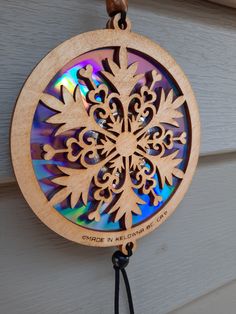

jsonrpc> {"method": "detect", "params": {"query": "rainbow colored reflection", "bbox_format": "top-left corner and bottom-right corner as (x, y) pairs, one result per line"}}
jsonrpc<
(31, 47), (190, 231)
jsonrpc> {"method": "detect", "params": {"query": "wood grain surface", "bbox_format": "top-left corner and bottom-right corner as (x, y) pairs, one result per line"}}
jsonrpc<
(1, 0), (236, 182)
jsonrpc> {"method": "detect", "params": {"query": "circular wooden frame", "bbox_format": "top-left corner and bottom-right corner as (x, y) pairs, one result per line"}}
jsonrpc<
(11, 28), (200, 249)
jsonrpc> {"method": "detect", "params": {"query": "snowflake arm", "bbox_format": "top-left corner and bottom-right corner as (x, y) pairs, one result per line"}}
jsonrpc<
(137, 148), (184, 189)
(42, 85), (90, 136)
(157, 89), (185, 127)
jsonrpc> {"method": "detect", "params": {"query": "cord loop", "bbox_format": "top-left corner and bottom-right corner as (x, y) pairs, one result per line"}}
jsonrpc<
(107, 12), (131, 31)
(118, 11), (127, 30)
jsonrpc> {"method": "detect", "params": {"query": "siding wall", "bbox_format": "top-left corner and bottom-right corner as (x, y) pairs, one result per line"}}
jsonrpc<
(0, 1), (236, 313)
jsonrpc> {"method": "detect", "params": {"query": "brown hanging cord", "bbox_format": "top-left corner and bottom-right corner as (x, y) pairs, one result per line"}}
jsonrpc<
(106, 0), (128, 17)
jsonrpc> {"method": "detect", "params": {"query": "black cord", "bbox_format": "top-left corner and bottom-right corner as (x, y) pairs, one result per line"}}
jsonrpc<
(118, 11), (127, 29)
(112, 244), (135, 314)
(114, 267), (120, 314)
(121, 268), (134, 314)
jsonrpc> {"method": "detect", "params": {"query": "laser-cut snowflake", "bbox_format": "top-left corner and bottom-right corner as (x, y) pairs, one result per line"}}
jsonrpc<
(42, 47), (186, 229)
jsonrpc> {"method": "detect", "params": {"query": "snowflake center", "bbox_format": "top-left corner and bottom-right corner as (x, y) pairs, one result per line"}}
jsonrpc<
(116, 132), (137, 157)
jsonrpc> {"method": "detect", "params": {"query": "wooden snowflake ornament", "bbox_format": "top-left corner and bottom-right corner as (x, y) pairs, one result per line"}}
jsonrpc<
(11, 13), (200, 252)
